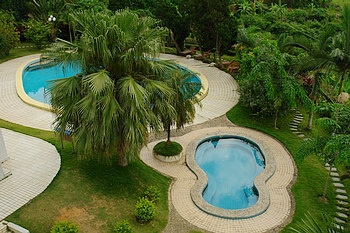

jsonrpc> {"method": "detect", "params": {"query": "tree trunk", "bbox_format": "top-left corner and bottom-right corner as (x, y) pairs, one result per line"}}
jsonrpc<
(171, 31), (182, 54)
(166, 124), (171, 145)
(117, 143), (128, 167)
(274, 110), (279, 129)
(322, 162), (333, 199)
(307, 111), (313, 130)
(338, 71), (346, 95)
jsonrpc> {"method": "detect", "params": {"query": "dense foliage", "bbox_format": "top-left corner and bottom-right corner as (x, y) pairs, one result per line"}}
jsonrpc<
(0, 10), (20, 57)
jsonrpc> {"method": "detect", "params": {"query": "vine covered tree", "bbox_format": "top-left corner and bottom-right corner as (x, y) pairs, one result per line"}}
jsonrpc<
(47, 9), (197, 166)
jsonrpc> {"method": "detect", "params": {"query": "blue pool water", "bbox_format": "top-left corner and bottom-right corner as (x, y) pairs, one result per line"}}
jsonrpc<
(22, 62), (81, 103)
(22, 61), (201, 104)
(195, 136), (265, 210)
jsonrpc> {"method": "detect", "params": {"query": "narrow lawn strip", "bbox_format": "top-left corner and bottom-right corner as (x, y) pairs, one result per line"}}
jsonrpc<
(0, 119), (170, 233)
(226, 102), (337, 232)
(0, 43), (42, 63)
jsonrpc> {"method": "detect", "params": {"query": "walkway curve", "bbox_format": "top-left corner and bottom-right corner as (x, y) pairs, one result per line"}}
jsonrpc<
(0, 54), (239, 130)
(0, 54), (55, 131)
(140, 126), (296, 233)
(0, 128), (60, 220)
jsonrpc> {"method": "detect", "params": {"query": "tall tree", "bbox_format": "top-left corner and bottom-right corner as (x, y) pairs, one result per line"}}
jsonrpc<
(151, 0), (191, 53)
(47, 10), (194, 166)
(237, 31), (312, 128)
(189, 0), (237, 65)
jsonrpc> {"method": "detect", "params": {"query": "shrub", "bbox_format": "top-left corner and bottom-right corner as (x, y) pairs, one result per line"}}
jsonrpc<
(0, 34), (10, 58)
(114, 220), (133, 233)
(50, 221), (79, 233)
(24, 19), (50, 49)
(135, 197), (156, 223)
(143, 185), (160, 203)
(153, 141), (182, 157)
(0, 10), (20, 56)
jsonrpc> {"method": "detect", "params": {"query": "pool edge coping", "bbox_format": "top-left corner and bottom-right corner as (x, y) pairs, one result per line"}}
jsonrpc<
(15, 58), (52, 111)
(186, 130), (276, 219)
(16, 57), (209, 112)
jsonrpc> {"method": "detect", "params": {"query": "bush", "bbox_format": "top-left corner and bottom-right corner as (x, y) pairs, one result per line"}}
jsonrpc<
(0, 34), (10, 58)
(153, 141), (183, 157)
(24, 19), (50, 49)
(143, 185), (160, 203)
(135, 197), (156, 223)
(0, 10), (20, 56)
(114, 220), (133, 233)
(50, 221), (79, 233)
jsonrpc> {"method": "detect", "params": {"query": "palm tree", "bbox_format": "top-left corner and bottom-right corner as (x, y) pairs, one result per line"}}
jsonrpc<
(288, 212), (345, 233)
(281, 5), (350, 130)
(47, 9), (193, 166)
(297, 104), (350, 200)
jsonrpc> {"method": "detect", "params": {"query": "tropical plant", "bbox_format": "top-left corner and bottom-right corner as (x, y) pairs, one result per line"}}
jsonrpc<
(288, 212), (344, 233)
(114, 220), (133, 233)
(24, 19), (51, 49)
(50, 221), (79, 233)
(297, 104), (350, 200)
(47, 9), (195, 166)
(143, 185), (161, 203)
(0, 10), (20, 56)
(237, 32), (312, 128)
(135, 197), (156, 223)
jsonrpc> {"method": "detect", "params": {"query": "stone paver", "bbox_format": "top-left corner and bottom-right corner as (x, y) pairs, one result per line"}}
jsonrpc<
(0, 128), (60, 220)
(336, 189), (347, 194)
(141, 127), (295, 233)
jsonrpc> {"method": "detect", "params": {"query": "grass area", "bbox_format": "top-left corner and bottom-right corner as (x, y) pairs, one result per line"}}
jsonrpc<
(226, 102), (337, 232)
(332, 0), (348, 7)
(0, 119), (170, 233)
(0, 43), (42, 63)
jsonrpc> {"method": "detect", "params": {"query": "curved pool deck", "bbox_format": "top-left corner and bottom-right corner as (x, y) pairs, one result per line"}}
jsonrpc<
(0, 54), (239, 131)
(140, 127), (296, 233)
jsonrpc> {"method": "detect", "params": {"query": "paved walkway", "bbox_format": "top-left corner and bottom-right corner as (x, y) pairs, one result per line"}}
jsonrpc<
(0, 128), (60, 220)
(0, 54), (239, 130)
(0, 54), (296, 232)
(141, 127), (296, 233)
(0, 54), (55, 131)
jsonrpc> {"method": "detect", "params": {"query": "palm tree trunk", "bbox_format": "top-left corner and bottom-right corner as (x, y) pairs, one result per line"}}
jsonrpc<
(307, 111), (314, 130)
(338, 71), (346, 95)
(322, 163), (333, 199)
(166, 124), (171, 145)
(307, 75), (317, 130)
(117, 143), (128, 167)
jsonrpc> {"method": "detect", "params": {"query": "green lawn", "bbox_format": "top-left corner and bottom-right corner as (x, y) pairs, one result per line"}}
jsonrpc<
(226, 103), (339, 232)
(0, 43), (42, 64)
(0, 119), (170, 233)
(333, 0), (348, 7)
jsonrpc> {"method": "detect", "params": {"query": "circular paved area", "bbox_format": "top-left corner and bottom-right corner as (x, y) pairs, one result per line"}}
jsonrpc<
(141, 126), (296, 233)
(0, 128), (60, 220)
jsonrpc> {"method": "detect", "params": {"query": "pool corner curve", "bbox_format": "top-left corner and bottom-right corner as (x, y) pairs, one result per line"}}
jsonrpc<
(15, 58), (52, 112)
